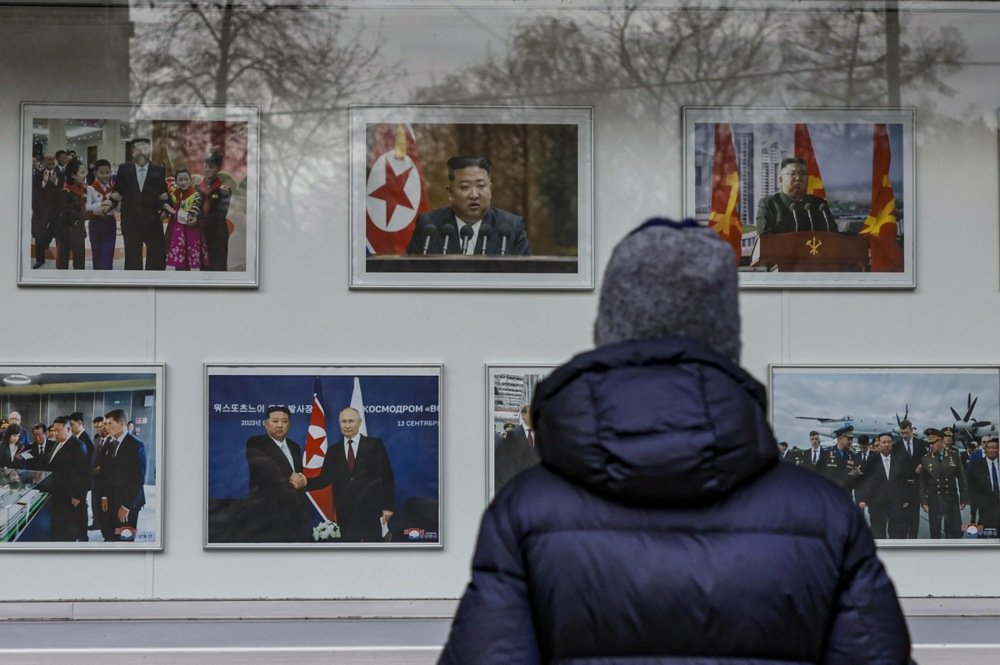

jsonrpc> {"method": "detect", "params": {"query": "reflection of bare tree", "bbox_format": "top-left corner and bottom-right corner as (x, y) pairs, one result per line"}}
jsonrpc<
(130, 1), (398, 224)
(779, 6), (965, 106)
(415, 3), (965, 116)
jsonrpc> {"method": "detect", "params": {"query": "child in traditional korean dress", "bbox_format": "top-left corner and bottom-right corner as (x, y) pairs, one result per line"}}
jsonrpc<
(164, 168), (208, 270)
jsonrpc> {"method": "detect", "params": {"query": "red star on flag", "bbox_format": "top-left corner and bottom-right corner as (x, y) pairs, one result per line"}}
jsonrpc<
(370, 160), (415, 225)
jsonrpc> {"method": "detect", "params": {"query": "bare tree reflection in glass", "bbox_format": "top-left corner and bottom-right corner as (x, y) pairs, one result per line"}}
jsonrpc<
(129, 1), (399, 230)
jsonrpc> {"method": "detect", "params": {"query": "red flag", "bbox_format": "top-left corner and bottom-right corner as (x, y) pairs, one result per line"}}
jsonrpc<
(365, 124), (429, 254)
(302, 378), (335, 523)
(708, 123), (742, 264)
(859, 124), (903, 272)
(794, 124), (827, 200)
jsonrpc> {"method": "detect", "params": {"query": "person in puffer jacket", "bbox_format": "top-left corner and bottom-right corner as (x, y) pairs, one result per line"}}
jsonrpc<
(438, 218), (914, 665)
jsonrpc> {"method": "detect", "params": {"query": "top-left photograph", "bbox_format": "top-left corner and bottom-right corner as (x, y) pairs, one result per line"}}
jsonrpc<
(19, 103), (259, 287)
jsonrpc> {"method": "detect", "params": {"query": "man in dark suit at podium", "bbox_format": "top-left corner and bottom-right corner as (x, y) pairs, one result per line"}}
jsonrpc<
(756, 158), (838, 235)
(109, 138), (169, 270)
(405, 156), (530, 256)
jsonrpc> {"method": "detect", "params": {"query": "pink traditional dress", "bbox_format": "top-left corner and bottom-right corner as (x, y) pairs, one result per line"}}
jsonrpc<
(165, 184), (208, 270)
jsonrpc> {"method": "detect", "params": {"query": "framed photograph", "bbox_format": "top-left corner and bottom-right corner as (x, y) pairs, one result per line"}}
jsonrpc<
(683, 107), (915, 288)
(19, 102), (259, 287)
(350, 105), (594, 289)
(487, 364), (555, 500)
(769, 365), (1000, 545)
(0, 364), (164, 550)
(205, 364), (441, 548)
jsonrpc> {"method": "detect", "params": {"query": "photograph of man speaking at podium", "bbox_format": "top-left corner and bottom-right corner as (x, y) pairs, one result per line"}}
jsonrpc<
(350, 106), (593, 290)
(205, 365), (441, 548)
(683, 107), (914, 288)
(0, 364), (163, 550)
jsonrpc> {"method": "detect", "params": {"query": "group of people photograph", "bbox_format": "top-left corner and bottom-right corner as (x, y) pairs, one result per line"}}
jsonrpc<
(781, 420), (1000, 539)
(0, 409), (146, 543)
(30, 143), (233, 273)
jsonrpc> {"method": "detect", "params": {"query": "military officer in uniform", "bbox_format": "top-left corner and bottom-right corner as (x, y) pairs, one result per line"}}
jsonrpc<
(821, 425), (862, 499)
(919, 427), (968, 539)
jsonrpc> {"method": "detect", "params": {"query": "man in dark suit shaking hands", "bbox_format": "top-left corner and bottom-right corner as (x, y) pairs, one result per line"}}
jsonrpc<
(293, 407), (395, 542)
(109, 137), (169, 270)
(245, 405), (311, 542)
(405, 156), (530, 257)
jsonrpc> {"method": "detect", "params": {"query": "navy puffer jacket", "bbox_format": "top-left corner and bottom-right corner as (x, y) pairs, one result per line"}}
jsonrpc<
(440, 337), (912, 664)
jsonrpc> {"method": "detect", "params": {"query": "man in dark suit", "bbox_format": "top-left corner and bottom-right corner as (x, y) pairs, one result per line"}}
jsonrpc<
(495, 404), (539, 494)
(967, 437), (1000, 531)
(43, 416), (90, 541)
(857, 433), (909, 539)
(68, 412), (94, 462)
(800, 430), (824, 472)
(109, 137), (169, 270)
(26, 423), (52, 471)
(99, 409), (146, 541)
(31, 153), (63, 268)
(294, 407), (394, 542)
(405, 156), (530, 256)
(893, 419), (927, 538)
(244, 405), (311, 542)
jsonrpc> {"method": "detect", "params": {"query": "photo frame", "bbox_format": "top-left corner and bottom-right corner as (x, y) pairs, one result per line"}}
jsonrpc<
(769, 364), (1000, 545)
(0, 363), (164, 550)
(683, 107), (915, 288)
(19, 102), (260, 287)
(486, 364), (555, 500)
(350, 105), (594, 289)
(205, 364), (442, 548)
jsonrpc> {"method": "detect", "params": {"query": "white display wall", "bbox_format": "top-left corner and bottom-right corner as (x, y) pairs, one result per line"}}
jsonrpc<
(1, 0), (999, 602)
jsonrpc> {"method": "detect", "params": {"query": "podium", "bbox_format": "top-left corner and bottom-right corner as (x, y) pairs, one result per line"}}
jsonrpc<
(754, 231), (869, 272)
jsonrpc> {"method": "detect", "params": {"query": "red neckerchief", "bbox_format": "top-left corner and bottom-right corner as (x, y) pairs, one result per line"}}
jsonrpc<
(63, 181), (86, 211)
(90, 178), (113, 200)
(198, 177), (223, 214)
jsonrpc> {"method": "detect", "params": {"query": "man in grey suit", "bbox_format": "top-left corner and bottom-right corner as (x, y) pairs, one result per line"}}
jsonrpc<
(406, 156), (530, 256)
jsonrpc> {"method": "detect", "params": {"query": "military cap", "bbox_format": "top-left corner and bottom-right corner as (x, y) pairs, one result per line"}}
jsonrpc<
(833, 425), (854, 438)
(924, 427), (942, 441)
(941, 427), (955, 437)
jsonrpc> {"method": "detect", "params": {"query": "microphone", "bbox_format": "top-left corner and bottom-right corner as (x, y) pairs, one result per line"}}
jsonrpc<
(420, 226), (439, 255)
(497, 224), (512, 256)
(476, 225), (495, 255)
(440, 223), (458, 255)
(803, 201), (816, 229)
(459, 225), (475, 254)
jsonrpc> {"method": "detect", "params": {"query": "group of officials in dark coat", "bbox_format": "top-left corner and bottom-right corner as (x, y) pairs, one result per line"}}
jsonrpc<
(787, 419), (1000, 539)
(0, 410), (146, 542)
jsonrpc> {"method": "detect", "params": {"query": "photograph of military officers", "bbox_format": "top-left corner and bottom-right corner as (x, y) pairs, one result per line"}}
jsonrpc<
(770, 366), (1000, 541)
